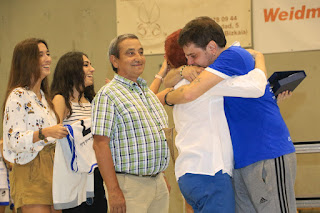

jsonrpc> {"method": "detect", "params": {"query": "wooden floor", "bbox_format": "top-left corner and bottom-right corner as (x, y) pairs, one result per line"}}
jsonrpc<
(297, 208), (320, 213)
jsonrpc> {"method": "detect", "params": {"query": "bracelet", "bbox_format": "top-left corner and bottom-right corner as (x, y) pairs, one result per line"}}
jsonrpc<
(155, 74), (163, 81)
(180, 65), (187, 78)
(164, 89), (174, 106)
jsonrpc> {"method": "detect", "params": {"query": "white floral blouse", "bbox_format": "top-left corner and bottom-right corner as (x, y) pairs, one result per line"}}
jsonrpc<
(3, 87), (57, 164)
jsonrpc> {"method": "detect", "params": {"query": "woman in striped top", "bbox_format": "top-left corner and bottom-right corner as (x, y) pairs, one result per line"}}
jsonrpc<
(51, 52), (107, 213)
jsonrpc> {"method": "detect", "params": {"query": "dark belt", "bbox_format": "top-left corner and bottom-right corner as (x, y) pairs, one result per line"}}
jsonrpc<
(116, 171), (159, 177)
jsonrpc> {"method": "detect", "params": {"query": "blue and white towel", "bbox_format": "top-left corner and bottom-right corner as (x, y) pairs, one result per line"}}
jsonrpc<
(53, 118), (97, 210)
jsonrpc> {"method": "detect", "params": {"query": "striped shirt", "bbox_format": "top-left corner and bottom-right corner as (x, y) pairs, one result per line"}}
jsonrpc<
(91, 74), (169, 175)
(63, 102), (91, 125)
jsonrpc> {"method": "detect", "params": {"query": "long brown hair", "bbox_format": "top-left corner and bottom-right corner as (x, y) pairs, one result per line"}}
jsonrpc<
(2, 38), (58, 122)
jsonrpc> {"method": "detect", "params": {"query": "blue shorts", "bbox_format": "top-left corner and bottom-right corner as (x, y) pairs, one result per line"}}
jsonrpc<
(178, 170), (235, 213)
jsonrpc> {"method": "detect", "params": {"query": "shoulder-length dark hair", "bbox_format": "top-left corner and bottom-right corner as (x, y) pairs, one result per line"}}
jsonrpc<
(178, 16), (226, 49)
(2, 38), (56, 121)
(50, 51), (95, 118)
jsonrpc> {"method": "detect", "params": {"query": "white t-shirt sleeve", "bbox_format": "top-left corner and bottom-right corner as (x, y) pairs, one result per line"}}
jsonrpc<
(205, 68), (267, 98)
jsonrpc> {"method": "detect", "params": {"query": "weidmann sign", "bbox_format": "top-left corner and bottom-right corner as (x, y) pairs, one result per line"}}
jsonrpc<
(253, 1), (320, 53)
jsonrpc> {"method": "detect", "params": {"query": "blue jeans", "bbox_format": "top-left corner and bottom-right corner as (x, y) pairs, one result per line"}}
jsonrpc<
(178, 171), (235, 213)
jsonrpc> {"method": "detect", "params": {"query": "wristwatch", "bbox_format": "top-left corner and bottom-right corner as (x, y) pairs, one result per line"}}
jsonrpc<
(38, 128), (46, 140)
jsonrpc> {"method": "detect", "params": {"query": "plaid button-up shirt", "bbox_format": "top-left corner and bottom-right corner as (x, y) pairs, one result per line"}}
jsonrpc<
(92, 74), (170, 175)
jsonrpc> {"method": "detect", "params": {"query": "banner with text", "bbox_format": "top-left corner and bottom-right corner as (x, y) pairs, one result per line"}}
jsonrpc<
(253, 0), (320, 53)
(116, 0), (251, 55)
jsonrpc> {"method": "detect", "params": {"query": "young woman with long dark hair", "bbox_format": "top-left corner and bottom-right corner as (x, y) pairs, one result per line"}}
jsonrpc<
(51, 51), (107, 213)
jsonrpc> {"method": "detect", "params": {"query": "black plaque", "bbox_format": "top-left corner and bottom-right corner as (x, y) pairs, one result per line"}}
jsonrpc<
(268, 70), (306, 96)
